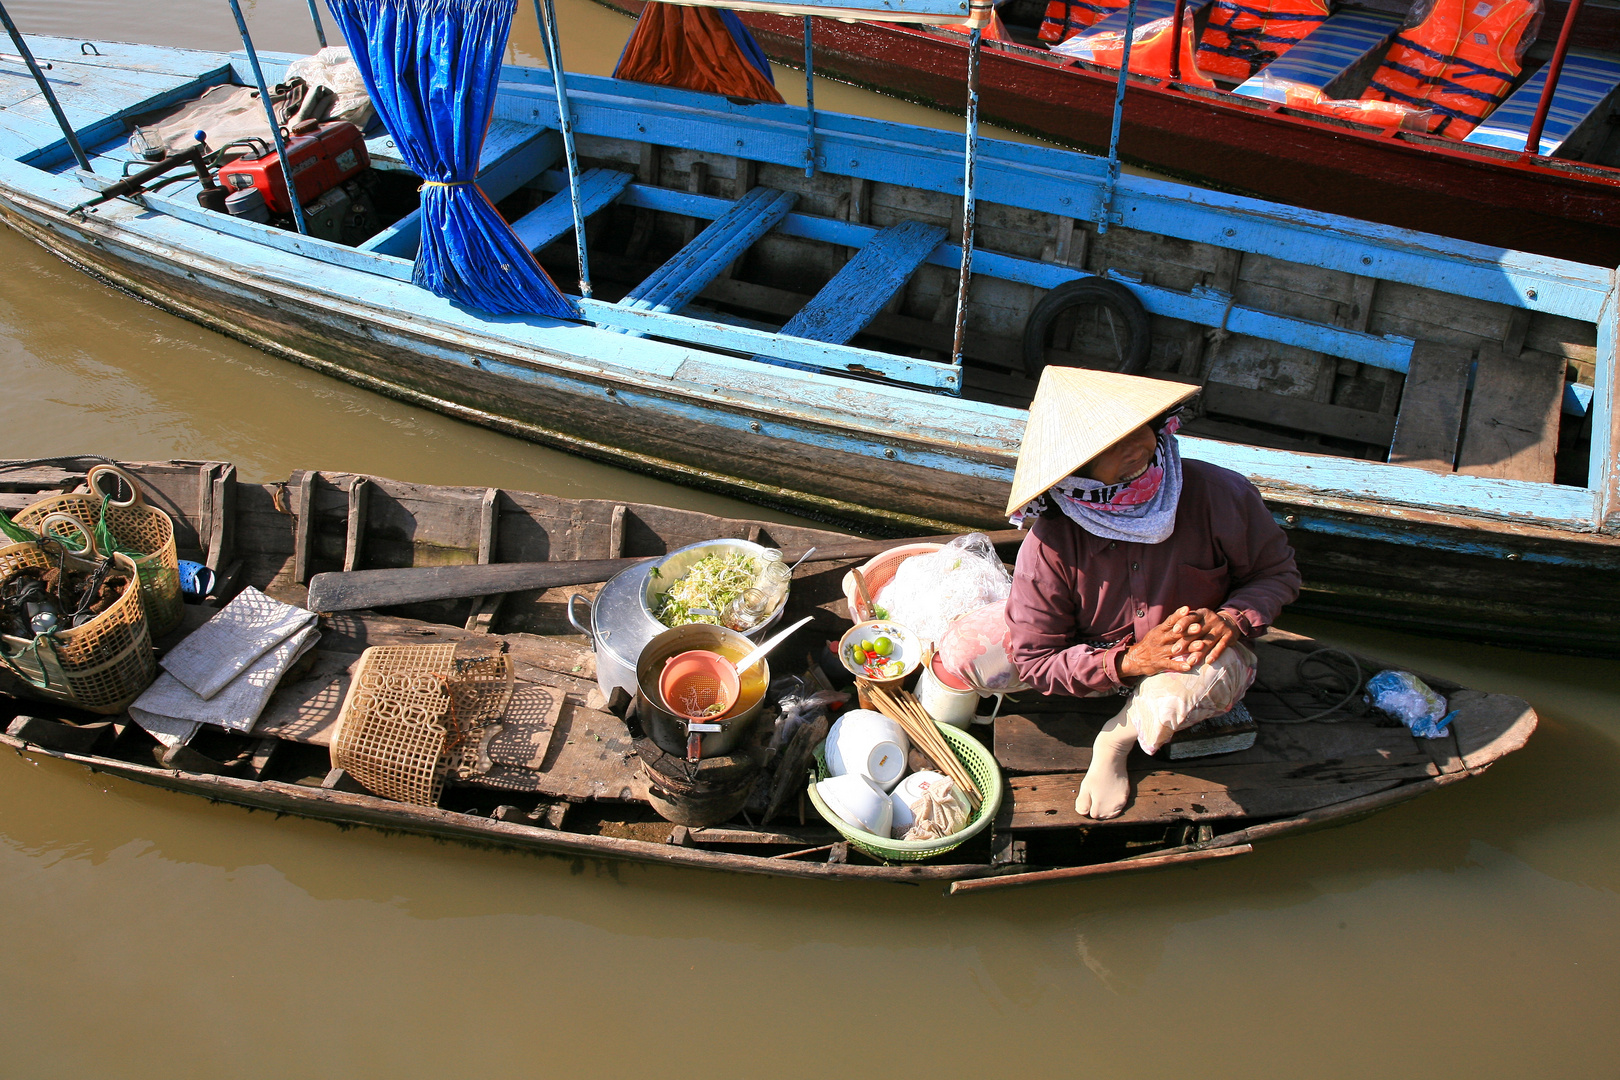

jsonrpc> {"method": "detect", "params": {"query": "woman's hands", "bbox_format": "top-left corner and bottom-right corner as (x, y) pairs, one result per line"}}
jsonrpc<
(1119, 606), (1240, 679)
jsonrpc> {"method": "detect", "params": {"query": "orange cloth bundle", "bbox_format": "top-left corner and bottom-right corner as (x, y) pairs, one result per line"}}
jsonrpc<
(946, 8), (1014, 41)
(1051, 14), (1215, 87)
(1270, 78), (1434, 129)
(613, 2), (786, 104)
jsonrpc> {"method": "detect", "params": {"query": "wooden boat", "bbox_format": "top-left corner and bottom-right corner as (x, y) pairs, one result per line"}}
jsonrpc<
(600, 0), (1620, 266)
(0, 459), (1539, 891)
(0, 32), (1617, 652)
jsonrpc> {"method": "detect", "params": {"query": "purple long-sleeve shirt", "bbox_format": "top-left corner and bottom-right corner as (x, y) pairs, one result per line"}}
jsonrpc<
(1006, 459), (1301, 696)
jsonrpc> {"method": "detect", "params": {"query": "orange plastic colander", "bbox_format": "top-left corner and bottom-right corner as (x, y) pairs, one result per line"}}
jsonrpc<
(657, 615), (813, 721)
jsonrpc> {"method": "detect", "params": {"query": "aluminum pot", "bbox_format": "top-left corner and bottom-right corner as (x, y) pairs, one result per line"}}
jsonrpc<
(568, 560), (663, 701)
(636, 622), (769, 759)
(570, 541), (787, 702)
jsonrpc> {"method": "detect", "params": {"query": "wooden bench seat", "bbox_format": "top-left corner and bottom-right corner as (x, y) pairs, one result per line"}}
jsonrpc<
(1389, 342), (1564, 482)
(750, 219), (946, 367)
(617, 185), (798, 328)
(1234, 8), (1402, 99)
(510, 168), (633, 255)
(1464, 48), (1620, 156)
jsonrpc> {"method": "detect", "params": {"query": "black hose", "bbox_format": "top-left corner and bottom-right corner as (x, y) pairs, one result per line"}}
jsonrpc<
(1253, 647), (1364, 724)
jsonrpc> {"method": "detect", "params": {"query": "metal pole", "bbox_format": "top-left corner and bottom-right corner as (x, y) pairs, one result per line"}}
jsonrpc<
(534, 0), (592, 296)
(0, 1), (91, 172)
(225, 0), (310, 235)
(950, 25), (982, 377)
(306, 0), (328, 48)
(1097, 0), (1138, 235)
(803, 16), (816, 177)
(1168, 0), (1186, 80)
(1523, 0), (1584, 154)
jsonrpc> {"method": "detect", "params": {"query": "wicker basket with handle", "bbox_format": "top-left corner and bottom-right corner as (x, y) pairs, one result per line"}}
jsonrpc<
(14, 463), (184, 638)
(0, 527), (156, 714)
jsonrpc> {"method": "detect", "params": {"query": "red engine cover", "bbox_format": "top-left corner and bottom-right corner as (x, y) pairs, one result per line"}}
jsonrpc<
(216, 121), (369, 216)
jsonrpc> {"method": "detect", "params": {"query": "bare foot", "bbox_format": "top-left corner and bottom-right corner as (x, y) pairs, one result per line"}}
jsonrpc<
(1075, 714), (1138, 820)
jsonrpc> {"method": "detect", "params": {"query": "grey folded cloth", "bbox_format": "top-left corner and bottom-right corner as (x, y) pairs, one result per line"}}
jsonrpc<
(159, 586), (317, 699)
(131, 625), (321, 747)
(129, 588), (320, 748)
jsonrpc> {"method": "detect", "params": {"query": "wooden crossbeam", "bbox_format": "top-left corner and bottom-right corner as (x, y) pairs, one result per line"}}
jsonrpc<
(753, 220), (947, 363)
(621, 186), (798, 318)
(510, 168), (633, 255)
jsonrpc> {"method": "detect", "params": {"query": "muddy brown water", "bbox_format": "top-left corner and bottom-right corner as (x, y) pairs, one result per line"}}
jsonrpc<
(2, 2), (1618, 1076)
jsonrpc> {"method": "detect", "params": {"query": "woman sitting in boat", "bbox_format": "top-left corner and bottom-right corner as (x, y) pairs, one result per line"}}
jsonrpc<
(1003, 368), (1301, 820)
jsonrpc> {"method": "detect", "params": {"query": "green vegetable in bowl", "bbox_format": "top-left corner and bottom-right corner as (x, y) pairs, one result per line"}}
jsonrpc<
(653, 551), (762, 628)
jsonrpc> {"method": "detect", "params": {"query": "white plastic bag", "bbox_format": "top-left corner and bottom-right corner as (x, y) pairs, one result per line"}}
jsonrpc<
(899, 777), (971, 841)
(286, 47), (376, 131)
(875, 533), (1012, 646)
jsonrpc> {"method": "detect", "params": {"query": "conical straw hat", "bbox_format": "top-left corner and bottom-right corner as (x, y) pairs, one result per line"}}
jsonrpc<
(1005, 368), (1200, 516)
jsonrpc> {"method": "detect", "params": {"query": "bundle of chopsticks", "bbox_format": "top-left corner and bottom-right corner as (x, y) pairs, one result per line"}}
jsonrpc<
(864, 681), (983, 809)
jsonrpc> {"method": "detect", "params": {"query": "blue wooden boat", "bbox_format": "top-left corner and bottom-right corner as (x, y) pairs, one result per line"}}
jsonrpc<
(0, 4), (1615, 653)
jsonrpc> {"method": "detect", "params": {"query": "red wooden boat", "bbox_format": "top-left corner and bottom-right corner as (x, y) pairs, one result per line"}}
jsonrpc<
(599, 0), (1620, 266)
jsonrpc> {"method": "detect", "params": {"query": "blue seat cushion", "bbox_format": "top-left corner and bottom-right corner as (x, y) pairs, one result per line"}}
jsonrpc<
(1463, 48), (1620, 155)
(1233, 7), (1402, 99)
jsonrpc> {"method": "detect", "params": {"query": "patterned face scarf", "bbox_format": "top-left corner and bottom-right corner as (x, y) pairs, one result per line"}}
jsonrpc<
(1011, 415), (1184, 544)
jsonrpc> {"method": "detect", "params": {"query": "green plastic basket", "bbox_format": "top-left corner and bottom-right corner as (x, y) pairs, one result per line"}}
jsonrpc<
(808, 721), (1003, 862)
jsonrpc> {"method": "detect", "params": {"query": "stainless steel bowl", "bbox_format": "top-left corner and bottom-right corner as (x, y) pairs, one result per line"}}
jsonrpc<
(639, 538), (786, 634)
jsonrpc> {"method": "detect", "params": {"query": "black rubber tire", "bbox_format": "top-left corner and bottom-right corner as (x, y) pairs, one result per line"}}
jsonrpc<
(1021, 277), (1152, 381)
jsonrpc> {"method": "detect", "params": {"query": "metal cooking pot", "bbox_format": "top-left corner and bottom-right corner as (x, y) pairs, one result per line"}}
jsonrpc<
(635, 622), (769, 759)
(569, 540), (788, 701)
(568, 560), (663, 701)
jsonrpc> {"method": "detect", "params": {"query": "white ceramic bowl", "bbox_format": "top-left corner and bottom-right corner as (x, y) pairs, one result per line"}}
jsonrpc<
(815, 773), (894, 837)
(889, 770), (955, 838)
(825, 709), (910, 791)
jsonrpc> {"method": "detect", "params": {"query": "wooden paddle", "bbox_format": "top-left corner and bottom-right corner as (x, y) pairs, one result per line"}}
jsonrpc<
(304, 529), (1025, 613)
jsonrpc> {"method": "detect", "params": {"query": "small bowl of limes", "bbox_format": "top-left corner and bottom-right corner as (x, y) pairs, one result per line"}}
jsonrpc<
(838, 619), (922, 684)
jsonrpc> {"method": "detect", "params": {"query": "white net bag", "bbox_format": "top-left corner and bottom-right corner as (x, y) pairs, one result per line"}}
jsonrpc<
(874, 533), (1012, 646)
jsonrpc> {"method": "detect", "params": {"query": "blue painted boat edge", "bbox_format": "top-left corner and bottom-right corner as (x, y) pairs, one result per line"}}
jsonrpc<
(1595, 278), (1620, 532)
(508, 69), (1613, 320)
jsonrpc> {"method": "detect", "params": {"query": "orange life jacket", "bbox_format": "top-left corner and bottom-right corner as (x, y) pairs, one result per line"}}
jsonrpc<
(948, 8), (1014, 41)
(1195, 0), (1331, 81)
(1278, 81), (1434, 129)
(1064, 15), (1216, 87)
(1040, 0), (1129, 42)
(1362, 0), (1539, 137)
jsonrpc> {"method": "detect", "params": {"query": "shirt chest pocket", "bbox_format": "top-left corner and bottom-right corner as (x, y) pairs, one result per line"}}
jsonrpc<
(1178, 558), (1231, 610)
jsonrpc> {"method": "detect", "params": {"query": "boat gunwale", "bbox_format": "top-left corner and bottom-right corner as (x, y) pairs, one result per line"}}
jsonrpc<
(0, 159), (1611, 539)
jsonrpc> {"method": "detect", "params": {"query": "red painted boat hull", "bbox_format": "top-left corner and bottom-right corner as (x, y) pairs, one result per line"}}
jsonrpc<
(601, 0), (1620, 266)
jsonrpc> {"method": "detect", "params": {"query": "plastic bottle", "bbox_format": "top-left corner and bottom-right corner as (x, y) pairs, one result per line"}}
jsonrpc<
(754, 548), (792, 612)
(722, 588), (772, 632)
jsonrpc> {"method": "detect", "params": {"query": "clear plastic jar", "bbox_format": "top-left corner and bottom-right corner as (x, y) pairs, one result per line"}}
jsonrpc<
(755, 549), (792, 611)
(722, 588), (773, 632)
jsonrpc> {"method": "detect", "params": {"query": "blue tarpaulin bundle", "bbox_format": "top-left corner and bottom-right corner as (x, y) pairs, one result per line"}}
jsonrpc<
(327, 0), (578, 319)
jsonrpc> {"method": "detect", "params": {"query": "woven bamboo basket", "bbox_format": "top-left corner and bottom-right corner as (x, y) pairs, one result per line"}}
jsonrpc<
(331, 644), (514, 805)
(14, 464), (183, 638)
(0, 541), (155, 714)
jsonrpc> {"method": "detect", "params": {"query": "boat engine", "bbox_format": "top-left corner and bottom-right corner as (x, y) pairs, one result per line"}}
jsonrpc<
(215, 120), (380, 245)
